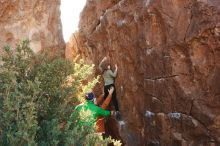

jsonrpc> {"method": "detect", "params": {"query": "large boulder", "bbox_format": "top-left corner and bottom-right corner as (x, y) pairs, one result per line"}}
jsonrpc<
(67, 0), (220, 145)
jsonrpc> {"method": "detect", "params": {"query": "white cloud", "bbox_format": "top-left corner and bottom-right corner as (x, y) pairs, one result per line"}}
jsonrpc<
(60, 0), (87, 42)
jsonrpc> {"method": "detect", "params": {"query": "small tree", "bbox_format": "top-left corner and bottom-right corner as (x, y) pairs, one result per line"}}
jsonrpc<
(0, 40), (121, 146)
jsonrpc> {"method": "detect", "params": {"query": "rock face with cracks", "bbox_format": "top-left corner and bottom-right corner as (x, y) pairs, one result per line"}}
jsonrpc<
(67, 0), (220, 145)
(0, 0), (65, 52)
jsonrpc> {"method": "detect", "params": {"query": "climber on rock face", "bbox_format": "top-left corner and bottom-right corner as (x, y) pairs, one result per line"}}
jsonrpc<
(99, 56), (121, 120)
(75, 87), (115, 133)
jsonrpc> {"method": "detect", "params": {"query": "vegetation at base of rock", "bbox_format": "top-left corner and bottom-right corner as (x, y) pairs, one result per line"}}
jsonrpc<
(0, 40), (121, 146)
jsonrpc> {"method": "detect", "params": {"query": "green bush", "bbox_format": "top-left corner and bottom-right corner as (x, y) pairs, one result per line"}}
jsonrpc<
(0, 40), (121, 146)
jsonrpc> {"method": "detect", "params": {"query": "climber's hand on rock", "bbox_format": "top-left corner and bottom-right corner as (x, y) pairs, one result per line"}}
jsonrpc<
(108, 87), (114, 95)
(115, 64), (118, 69)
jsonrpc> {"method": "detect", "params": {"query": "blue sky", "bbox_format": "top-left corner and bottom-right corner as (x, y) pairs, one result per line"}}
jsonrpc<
(60, 0), (87, 42)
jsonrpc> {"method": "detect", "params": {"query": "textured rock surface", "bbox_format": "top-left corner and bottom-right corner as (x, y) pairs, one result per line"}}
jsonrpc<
(0, 0), (65, 52)
(67, 0), (220, 145)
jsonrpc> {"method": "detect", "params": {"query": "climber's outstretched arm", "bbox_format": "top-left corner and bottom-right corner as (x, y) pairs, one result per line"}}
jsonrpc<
(99, 57), (107, 72)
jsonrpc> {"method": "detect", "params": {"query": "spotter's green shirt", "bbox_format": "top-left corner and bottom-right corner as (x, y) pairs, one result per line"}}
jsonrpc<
(75, 101), (111, 126)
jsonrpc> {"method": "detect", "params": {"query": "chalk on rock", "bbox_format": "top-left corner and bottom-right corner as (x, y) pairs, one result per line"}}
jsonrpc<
(118, 120), (126, 129)
(168, 112), (181, 119)
(145, 110), (155, 118)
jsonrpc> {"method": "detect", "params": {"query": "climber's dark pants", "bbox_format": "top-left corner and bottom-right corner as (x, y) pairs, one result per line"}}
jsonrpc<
(104, 84), (119, 111)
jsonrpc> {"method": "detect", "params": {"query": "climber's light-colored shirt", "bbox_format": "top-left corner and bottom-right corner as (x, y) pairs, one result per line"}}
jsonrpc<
(99, 62), (117, 85)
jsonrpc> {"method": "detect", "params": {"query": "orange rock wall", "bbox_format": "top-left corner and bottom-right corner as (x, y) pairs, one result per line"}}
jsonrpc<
(0, 0), (65, 52)
(68, 0), (220, 145)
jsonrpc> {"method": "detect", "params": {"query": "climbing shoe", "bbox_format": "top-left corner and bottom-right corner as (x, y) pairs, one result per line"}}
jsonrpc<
(115, 111), (121, 121)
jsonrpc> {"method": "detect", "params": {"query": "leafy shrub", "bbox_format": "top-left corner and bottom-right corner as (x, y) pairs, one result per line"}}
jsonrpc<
(0, 40), (121, 146)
